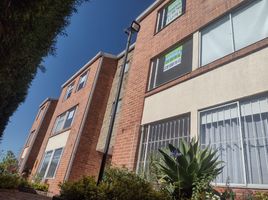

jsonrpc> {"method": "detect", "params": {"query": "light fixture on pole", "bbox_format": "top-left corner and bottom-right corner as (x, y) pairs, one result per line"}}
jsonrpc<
(97, 20), (140, 185)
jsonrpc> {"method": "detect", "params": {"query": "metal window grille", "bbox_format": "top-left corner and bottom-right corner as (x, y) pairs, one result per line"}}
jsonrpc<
(137, 113), (190, 175)
(200, 94), (268, 187)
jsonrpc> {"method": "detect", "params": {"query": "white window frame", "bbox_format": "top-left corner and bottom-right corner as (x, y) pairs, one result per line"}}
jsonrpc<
(36, 106), (45, 121)
(64, 82), (75, 100)
(26, 130), (36, 147)
(200, 0), (268, 67)
(156, 0), (185, 33)
(76, 71), (89, 91)
(199, 96), (268, 189)
(38, 147), (64, 180)
(52, 106), (77, 134)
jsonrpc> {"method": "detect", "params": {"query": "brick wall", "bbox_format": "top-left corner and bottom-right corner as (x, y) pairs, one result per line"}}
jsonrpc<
(30, 55), (118, 194)
(112, 0), (244, 170)
(19, 99), (58, 174)
(68, 57), (117, 181)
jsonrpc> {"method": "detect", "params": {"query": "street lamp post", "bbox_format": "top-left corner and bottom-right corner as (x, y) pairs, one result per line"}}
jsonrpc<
(97, 21), (140, 185)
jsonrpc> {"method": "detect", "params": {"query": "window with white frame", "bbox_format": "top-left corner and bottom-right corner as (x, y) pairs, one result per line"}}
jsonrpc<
(64, 82), (74, 100)
(26, 130), (35, 147)
(201, 0), (268, 66)
(156, 0), (185, 32)
(38, 148), (63, 179)
(52, 106), (76, 134)
(200, 94), (268, 186)
(77, 71), (88, 91)
(137, 113), (190, 174)
(148, 38), (192, 90)
(36, 106), (45, 121)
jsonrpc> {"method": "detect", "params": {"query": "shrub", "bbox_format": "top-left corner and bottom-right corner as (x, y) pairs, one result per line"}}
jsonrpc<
(102, 167), (170, 200)
(59, 176), (106, 200)
(155, 139), (223, 199)
(59, 168), (170, 200)
(31, 182), (49, 192)
(0, 173), (20, 189)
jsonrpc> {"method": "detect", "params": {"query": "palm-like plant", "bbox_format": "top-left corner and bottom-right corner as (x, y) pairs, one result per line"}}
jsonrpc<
(156, 138), (223, 199)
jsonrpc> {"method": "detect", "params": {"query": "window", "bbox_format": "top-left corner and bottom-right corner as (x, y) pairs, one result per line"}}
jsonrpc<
(38, 148), (63, 179)
(62, 107), (76, 129)
(137, 113), (190, 174)
(200, 94), (268, 186)
(148, 38), (192, 90)
(26, 130), (35, 147)
(46, 148), (63, 178)
(156, 0), (185, 32)
(36, 106), (45, 121)
(77, 71), (88, 91)
(52, 106), (76, 134)
(38, 150), (53, 178)
(201, 0), (268, 66)
(64, 82), (74, 100)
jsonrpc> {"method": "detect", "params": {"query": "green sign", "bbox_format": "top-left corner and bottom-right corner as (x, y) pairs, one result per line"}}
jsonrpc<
(167, 0), (182, 24)
(164, 46), (182, 72)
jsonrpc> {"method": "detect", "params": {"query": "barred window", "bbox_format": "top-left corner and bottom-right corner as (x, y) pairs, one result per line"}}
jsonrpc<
(137, 113), (190, 174)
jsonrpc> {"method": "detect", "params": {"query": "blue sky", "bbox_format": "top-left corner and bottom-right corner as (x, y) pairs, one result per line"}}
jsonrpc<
(0, 0), (154, 156)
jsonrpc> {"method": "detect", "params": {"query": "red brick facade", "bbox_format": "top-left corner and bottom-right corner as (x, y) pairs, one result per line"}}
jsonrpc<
(112, 0), (244, 171)
(20, 0), (268, 196)
(29, 54), (117, 194)
(19, 99), (58, 175)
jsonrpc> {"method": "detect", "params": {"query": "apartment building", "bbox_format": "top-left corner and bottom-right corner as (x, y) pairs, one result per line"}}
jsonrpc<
(112, 0), (268, 193)
(96, 45), (134, 155)
(19, 98), (58, 175)
(29, 53), (118, 194)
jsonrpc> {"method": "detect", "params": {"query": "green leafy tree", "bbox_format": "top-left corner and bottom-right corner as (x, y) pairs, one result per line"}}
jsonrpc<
(0, 0), (88, 137)
(0, 150), (18, 174)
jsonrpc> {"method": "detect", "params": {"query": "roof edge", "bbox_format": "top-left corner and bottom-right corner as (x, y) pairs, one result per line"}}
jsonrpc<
(116, 43), (135, 59)
(39, 98), (58, 108)
(136, 0), (164, 23)
(61, 52), (117, 88)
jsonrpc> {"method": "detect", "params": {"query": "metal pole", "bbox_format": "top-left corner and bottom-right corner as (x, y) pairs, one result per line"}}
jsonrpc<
(97, 28), (133, 185)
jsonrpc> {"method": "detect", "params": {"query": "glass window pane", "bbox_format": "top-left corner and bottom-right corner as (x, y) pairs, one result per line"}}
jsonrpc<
(65, 83), (74, 99)
(232, 0), (268, 50)
(46, 148), (63, 178)
(77, 72), (88, 91)
(166, 0), (183, 25)
(63, 107), (76, 129)
(39, 151), (52, 178)
(201, 15), (233, 66)
(200, 104), (245, 184)
(53, 114), (66, 133)
(241, 96), (268, 185)
(148, 38), (193, 90)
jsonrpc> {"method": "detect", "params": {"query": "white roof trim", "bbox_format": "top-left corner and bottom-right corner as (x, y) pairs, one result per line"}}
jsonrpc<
(116, 43), (135, 58)
(136, 0), (164, 22)
(39, 98), (57, 108)
(61, 52), (117, 88)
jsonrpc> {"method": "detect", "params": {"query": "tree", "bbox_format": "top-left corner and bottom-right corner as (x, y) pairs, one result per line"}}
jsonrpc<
(0, 0), (88, 137)
(0, 150), (18, 174)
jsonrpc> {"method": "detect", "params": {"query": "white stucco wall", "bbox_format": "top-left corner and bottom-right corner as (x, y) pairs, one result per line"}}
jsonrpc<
(45, 130), (70, 151)
(142, 47), (268, 137)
